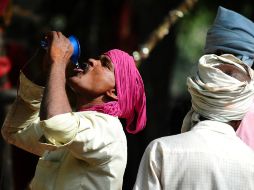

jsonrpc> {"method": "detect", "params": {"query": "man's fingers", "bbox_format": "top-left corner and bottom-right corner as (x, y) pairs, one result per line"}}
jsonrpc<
(52, 31), (59, 40)
(56, 31), (62, 38)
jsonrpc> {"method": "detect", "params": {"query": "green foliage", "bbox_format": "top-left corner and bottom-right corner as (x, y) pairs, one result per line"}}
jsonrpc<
(170, 7), (214, 96)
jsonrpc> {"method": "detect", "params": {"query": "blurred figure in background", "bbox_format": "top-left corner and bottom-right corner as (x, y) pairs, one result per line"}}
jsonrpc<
(0, 0), (39, 189)
(0, 0), (15, 189)
(133, 6), (254, 190)
(133, 53), (254, 190)
(204, 6), (254, 150)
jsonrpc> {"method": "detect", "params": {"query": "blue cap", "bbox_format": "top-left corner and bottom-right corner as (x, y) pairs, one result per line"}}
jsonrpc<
(204, 6), (254, 67)
(68, 35), (81, 67)
(40, 35), (81, 67)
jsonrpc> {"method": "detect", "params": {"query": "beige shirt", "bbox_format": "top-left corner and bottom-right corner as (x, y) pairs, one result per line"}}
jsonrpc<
(133, 120), (254, 190)
(1, 72), (127, 190)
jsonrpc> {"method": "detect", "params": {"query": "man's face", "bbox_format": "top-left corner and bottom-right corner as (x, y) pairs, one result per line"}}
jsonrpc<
(215, 64), (251, 82)
(67, 55), (116, 99)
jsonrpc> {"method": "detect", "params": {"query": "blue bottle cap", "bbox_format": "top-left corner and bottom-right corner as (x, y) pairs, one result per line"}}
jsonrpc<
(40, 35), (81, 67)
(68, 35), (81, 67)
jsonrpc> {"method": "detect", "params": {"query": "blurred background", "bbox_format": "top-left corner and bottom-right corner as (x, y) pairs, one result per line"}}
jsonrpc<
(1, 0), (254, 189)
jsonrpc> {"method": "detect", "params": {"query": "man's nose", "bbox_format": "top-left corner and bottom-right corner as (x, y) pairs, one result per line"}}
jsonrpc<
(88, 58), (98, 67)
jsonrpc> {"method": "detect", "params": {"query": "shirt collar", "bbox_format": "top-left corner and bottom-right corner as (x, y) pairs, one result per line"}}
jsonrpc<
(191, 120), (237, 136)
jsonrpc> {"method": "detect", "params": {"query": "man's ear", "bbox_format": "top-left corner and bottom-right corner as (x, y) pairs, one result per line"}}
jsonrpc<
(106, 88), (118, 101)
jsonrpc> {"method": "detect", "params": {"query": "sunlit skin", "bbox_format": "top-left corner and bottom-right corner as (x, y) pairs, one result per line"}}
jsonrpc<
(67, 55), (117, 109)
(39, 31), (117, 120)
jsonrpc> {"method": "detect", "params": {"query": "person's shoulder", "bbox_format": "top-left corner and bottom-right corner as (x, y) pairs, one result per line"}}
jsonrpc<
(147, 133), (185, 147)
(77, 110), (124, 134)
(77, 111), (120, 121)
(146, 131), (199, 152)
(153, 131), (194, 143)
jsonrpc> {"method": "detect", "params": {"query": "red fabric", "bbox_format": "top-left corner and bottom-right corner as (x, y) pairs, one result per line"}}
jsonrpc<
(117, 1), (137, 51)
(0, 55), (11, 90)
(79, 49), (147, 134)
(0, 79), (10, 90)
(0, 0), (9, 16)
(0, 55), (11, 76)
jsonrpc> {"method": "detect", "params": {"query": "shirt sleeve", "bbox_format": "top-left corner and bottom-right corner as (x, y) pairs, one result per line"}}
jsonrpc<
(1, 72), (127, 164)
(1, 72), (47, 156)
(40, 112), (80, 146)
(40, 111), (126, 165)
(133, 140), (162, 190)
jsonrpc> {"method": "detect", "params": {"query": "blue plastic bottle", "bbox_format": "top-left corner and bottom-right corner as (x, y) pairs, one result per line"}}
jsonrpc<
(41, 35), (81, 68)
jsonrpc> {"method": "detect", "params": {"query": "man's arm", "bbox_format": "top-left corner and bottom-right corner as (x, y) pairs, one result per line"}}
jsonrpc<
(1, 32), (75, 155)
(1, 72), (45, 156)
(39, 31), (73, 120)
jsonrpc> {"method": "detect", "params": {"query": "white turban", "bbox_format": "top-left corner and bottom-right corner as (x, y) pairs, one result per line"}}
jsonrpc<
(181, 54), (254, 132)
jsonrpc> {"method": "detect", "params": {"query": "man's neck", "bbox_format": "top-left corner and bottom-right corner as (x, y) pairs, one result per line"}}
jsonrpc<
(76, 96), (106, 111)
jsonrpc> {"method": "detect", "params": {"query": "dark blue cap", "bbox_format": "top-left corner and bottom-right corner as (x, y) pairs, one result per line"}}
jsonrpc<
(204, 6), (254, 66)
(68, 35), (81, 67)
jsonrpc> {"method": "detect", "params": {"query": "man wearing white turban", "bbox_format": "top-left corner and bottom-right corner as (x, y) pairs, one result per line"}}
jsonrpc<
(204, 6), (254, 150)
(133, 54), (254, 190)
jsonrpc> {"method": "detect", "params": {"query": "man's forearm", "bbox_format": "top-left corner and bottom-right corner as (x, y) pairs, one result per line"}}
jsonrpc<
(1, 72), (45, 156)
(40, 64), (72, 120)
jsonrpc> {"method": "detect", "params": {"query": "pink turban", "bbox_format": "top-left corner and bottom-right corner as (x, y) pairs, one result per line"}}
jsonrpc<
(79, 49), (146, 134)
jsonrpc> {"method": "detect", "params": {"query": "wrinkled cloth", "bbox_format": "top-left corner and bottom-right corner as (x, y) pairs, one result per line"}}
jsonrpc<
(1, 72), (127, 190)
(204, 6), (254, 150)
(182, 54), (254, 132)
(204, 6), (254, 67)
(79, 49), (147, 134)
(133, 120), (254, 190)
